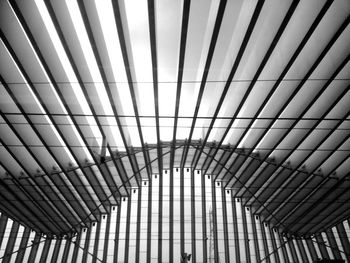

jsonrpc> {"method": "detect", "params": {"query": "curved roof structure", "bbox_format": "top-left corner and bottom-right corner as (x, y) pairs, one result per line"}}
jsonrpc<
(0, 0), (350, 261)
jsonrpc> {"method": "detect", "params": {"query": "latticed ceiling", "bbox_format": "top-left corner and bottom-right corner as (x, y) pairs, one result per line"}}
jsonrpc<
(0, 0), (349, 240)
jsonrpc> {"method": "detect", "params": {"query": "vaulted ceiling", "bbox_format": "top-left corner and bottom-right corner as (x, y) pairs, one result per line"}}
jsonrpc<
(0, 0), (349, 238)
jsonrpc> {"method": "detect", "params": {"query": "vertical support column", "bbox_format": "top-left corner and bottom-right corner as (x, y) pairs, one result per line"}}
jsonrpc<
(139, 180), (149, 261)
(29, 234), (43, 263)
(255, 216), (265, 262)
(22, 230), (37, 263)
(158, 170), (163, 262)
(169, 168), (175, 263)
(336, 223), (350, 262)
(38, 237), (52, 263)
(312, 236), (323, 259)
(191, 169), (196, 262)
(87, 222), (98, 263)
(226, 189), (236, 262)
(61, 237), (72, 263)
(264, 223), (275, 263)
(135, 186), (141, 263)
(46, 239), (56, 263)
(106, 206), (118, 262)
(280, 235), (290, 262)
(15, 227), (30, 263)
(269, 228), (279, 263)
(289, 238), (300, 262)
(78, 228), (89, 263)
(103, 214), (111, 262)
(250, 213), (260, 263)
(241, 202), (250, 263)
(147, 175), (153, 263)
(128, 188), (139, 262)
(305, 237), (318, 261)
(205, 174), (213, 262)
(124, 196), (132, 262)
(56, 239), (66, 263)
(332, 226), (347, 261)
(11, 225), (25, 263)
(173, 168), (181, 263)
(2, 221), (19, 263)
(194, 170), (204, 262)
(211, 181), (219, 263)
(315, 233), (329, 259)
(221, 187), (229, 263)
(296, 239), (308, 262)
(215, 182), (225, 262)
(235, 198), (248, 262)
(184, 168), (192, 259)
(180, 168), (185, 257)
(151, 174), (159, 262)
(202, 172), (207, 263)
(291, 239), (302, 262)
(117, 197), (128, 263)
(321, 232), (334, 259)
(0, 217), (12, 259)
(51, 238), (62, 263)
(96, 214), (107, 262)
(272, 229), (284, 263)
(245, 207), (256, 262)
(326, 229), (341, 259)
(283, 237), (296, 263)
(0, 214), (8, 247)
(83, 223), (94, 263)
(302, 239), (313, 262)
(162, 170), (170, 262)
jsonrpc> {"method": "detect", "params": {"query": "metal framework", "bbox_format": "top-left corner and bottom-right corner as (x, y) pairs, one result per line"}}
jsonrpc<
(0, 0), (349, 262)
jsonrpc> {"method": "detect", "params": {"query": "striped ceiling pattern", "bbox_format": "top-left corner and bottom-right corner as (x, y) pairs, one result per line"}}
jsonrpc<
(0, 0), (349, 242)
